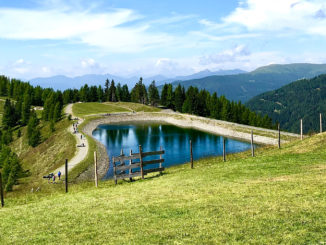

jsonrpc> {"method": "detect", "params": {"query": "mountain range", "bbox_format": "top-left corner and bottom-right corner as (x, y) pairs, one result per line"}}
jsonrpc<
(164, 63), (326, 102)
(28, 69), (245, 91)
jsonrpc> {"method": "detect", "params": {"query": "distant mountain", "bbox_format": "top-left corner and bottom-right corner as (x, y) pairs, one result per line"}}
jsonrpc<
(28, 69), (245, 91)
(246, 74), (326, 133)
(160, 69), (246, 84)
(29, 74), (135, 90)
(163, 63), (326, 102)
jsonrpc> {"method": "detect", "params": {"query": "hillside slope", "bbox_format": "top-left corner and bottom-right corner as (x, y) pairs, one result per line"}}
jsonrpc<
(1, 132), (326, 244)
(166, 63), (326, 102)
(246, 74), (326, 133)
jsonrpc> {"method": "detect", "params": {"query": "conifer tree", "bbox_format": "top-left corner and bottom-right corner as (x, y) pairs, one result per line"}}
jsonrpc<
(160, 84), (169, 107)
(109, 80), (117, 102)
(27, 112), (41, 147)
(21, 92), (31, 125)
(174, 84), (185, 112)
(105, 79), (110, 101)
(148, 81), (160, 106)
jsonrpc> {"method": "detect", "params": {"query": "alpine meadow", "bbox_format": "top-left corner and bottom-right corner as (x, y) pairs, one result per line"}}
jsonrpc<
(1, 1), (326, 244)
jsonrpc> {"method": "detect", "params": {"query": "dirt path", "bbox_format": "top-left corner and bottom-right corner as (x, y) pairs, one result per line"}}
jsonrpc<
(54, 104), (89, 176)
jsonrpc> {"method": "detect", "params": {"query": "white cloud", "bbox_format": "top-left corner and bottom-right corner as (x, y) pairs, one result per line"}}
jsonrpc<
(200, 45), (251, 65)
(223, 0), (326, 36)
(0, 5), (173, 53)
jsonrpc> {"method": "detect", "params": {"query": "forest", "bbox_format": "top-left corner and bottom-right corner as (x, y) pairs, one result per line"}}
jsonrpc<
(246, 74), (326, 133)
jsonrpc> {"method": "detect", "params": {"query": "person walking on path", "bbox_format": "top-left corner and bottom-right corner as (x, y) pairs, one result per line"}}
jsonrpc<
(52, 174), (56, 184)
(58, 171), (61, 180)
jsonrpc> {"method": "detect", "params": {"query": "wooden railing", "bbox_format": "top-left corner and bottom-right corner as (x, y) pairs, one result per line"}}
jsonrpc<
(112, 145), (164, 184)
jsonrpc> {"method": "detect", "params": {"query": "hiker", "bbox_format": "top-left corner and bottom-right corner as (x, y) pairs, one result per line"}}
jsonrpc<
(52, 174), (56, 184)
(80, 134), (82, 139)
(58, 170), (61, 180)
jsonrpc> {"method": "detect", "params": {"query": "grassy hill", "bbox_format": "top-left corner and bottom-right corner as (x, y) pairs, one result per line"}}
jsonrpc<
(246, 74), (326, 133)
(72, 102), (161, 117)
(166, 63), (326, 102)
(1, 131), (326, 243)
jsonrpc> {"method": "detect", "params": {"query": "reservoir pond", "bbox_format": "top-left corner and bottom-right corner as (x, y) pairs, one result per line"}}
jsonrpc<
(92, 123), (252, 178)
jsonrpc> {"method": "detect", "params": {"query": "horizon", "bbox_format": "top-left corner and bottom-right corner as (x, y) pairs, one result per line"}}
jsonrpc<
(1, 0), (326, 80)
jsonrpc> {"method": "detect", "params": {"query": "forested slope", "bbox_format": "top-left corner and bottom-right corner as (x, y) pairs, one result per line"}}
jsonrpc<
(166, 63), (326, 102)
(246, 74), (326, 133)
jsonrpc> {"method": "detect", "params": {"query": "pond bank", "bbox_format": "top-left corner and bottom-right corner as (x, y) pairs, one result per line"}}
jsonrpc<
(83, 112), (299, 145)
(79, 112), (300, 180)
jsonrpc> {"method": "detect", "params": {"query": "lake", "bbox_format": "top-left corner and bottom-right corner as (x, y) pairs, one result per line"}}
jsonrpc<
(92, 123), (252, 178)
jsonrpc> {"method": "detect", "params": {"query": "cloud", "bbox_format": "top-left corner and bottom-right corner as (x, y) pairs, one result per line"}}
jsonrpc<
(223, 0), (326, 36)
(200, 45), (251, 65)
(81, 58), (98, 68)
(0, 4), (174, 53)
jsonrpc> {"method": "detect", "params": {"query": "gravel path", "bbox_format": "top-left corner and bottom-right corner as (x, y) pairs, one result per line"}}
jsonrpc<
(54, 104), (89, 176)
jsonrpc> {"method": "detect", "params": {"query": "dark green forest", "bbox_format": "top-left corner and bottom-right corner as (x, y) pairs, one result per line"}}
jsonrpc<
(246, 74), (326, 133)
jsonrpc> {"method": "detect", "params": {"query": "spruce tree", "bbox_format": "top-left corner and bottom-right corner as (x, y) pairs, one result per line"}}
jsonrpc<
(148, 81), (160, 106)
(109, 80), (117, 102)
(160, 84), (169, 107)
(21, 92), (31, 125)
(174, 84), (185, 112)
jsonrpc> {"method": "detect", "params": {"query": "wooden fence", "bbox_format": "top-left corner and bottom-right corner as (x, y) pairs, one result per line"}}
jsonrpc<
(112, 145), (165, 184)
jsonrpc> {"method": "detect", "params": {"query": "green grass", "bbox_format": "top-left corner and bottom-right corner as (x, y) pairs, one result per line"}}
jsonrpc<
(1, 133), (326, 244)
(72, 102), (130, 117)
(8, 118), (76, 196)
(72, 102), (161, 117)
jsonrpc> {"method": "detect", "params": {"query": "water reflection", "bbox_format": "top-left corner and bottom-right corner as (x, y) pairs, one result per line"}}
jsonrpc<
(92, 123), (252, 179)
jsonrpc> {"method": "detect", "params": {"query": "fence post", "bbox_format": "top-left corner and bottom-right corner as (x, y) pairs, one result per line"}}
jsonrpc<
(0, 172), (4, 207)
(320, 113), (323, 133)
(94, 151), (98, 188)
(113, 157), (117, 185)
(278, 123), (281, 149)
(159, 146), (163, 174)
(300, 119), (303, 140)
(251, 130), (255, 157)
(65, 159), (68, 193)
(129, 149), (133, 182)
(190, 140), (193, 169)
(139, 145), (144, 179)
(223, 138), (226, 162)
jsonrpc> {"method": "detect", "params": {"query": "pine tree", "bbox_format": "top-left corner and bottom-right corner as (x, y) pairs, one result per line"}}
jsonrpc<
(53, 102), (62, 122)
(116, 83), (122, 102)
(174, 84), (185, 112)
(148, 81), (160, 106)
(97, 85), (104, 102)
(160, 84), (169, 107)
(0, 146), (22, 191)
(21, 92), (31, 125)
(166, 84), (174, 109)
(2, 99), (15, 129)
(105, 79), (110, 102)
(109, 80), (117, 102)
(121, 85), (130, 102)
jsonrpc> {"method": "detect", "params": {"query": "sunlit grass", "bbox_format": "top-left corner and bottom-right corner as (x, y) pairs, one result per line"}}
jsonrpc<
(1, 133), (326, 244)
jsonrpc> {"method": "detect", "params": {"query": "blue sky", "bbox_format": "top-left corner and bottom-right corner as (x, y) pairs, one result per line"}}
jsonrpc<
(1, 0), (326, 79)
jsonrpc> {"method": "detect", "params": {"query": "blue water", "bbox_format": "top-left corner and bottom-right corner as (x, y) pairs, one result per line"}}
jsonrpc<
(92, 123), (252, 178)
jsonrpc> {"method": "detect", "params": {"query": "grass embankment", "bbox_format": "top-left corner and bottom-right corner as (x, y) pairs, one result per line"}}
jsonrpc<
(7, 118), (76, 197)
(72, 101), (161, 117)
(1, 133), (326, 244)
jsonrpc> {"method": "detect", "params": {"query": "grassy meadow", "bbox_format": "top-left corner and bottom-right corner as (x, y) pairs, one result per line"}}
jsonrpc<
(1, 132), (326, 244)
(72, 101), (161, 117)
